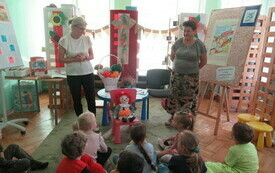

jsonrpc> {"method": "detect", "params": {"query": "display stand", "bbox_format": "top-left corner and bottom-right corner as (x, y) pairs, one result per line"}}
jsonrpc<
(199, 5), (261, 134)
(252, 7), (275, 128)
(0, 71), (28, 134)
(0, 0), (28, 134)
(228, 15), (267, 112)
(198, 80), (230, 135)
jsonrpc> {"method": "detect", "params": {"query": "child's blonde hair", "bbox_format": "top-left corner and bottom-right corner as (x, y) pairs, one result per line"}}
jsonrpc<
(174, 111), (195, 130)
(73, 112), (97, 132)
(178, 130), (203, 173)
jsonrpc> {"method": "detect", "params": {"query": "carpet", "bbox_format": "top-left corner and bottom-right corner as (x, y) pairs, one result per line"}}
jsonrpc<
(31, 97), (176, 172)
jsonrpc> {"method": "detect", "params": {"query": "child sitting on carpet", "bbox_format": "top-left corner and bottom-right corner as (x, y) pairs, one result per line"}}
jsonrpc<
(56, 131), (107, 173)
(168, 130), (207, 173)
(73, 112), (112, 166)
(157, 111), (195, 163)
(0, 144), (48, 173)
(111, 150), (144, 173)
(205, 122), (259, 173)
(125, 123), (157, 173)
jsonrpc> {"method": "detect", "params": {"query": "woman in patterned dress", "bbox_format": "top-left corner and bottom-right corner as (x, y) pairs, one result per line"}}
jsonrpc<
(165, 20), (207, 126)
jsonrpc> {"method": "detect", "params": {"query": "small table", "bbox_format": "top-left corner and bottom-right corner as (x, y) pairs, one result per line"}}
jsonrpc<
(5, 76), (67, 125)
(97, 88), (149, 126)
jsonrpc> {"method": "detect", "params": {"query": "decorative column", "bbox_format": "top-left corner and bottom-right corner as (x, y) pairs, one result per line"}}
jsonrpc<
(110, 10), (138, 79)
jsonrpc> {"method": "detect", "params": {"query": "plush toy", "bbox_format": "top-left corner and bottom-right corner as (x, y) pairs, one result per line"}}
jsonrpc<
(113, 93), (135, 122)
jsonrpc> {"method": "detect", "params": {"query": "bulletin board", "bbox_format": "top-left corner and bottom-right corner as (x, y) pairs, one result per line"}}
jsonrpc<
(0, 0), (23, 70)
(200, 5), (261, 87)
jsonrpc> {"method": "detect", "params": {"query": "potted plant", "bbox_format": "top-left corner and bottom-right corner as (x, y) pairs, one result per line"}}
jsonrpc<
(120, 75), (136, 88)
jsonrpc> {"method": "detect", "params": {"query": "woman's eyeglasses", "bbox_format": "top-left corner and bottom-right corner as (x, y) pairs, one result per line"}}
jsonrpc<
(75, 25), (86, 31)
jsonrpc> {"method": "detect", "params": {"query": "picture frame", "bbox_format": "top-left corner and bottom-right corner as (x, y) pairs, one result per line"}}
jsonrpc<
(240, 5), (261, 27)
(29, 60), (47, 76)
(30, 61), (47, 70)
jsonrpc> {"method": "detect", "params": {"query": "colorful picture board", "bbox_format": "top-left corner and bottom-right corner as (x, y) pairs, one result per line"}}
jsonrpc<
(0, 0), (23, 70)
(200, 5), (261, 86)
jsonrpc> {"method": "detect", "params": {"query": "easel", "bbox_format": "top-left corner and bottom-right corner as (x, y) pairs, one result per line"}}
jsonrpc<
(0, 70), (28, 134)
(198, 80), (230, 135)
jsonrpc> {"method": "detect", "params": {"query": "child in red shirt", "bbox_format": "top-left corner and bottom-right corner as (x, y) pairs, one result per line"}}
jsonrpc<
(56, 131), (106, 173)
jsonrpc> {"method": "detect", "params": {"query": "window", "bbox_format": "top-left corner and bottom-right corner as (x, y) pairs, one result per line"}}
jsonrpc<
(77, 0), (110, 66)
(132, 0), (205, 75)
(221, 0), (261, 8)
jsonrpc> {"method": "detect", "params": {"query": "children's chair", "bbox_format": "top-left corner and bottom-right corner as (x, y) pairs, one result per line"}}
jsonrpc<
(247, 121), (273, 150)
(110, 88), (139, 144)
(112, 118), (139, 143)
(237, 113), (260, 123)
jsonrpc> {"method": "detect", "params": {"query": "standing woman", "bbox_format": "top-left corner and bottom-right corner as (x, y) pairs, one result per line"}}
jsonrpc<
(58, 17), (96, 116)
(165, 20), (207, 126)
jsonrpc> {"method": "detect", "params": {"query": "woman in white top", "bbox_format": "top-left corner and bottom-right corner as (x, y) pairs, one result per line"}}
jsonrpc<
(58, 17), (96, 116)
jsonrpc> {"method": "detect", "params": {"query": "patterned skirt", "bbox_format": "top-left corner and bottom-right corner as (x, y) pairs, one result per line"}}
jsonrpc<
(165, 72), (199, 116)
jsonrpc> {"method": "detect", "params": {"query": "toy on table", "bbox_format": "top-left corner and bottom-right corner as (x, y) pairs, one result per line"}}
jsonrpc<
(113, 91), (136, 122)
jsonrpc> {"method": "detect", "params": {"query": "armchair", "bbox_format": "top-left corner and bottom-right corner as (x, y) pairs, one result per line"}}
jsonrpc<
(146, 69), (171, 118)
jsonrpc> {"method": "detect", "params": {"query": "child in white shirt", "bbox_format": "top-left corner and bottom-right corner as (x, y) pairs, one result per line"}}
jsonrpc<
(73, 112), (112, 166)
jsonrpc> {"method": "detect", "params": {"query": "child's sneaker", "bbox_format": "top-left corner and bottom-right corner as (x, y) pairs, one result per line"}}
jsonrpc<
(31, 162), (49, 170)
(158, 138), (165, 149)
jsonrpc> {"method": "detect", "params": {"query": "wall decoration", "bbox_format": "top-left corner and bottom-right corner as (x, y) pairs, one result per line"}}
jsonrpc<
(1, 34), (7, 42)
(50, 12), (66, 26)
(49, 31), (61, 44)
(9, 44), (15, 51)
(112, 13), (136, 64)
(178, 13), (207, 41)
(0, 4), (9, 22)
(110, 10), (138, 80)
(43, 5), (75, 69)
(240, 5), (261, 26)
(208, 19), (238, 66)
(8, 56), (14, 63)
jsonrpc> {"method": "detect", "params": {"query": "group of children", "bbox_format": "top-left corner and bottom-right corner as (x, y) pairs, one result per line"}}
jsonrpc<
(0, 110), (259, 173)
(55, 111), (259, 173)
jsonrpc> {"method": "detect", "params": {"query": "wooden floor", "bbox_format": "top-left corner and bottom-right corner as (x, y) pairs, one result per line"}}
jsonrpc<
(1, 93), (274, 173)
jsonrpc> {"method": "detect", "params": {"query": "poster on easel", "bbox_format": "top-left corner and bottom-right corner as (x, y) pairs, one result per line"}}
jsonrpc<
(200, 5), (261, 87)
(0, 0), (23, 70)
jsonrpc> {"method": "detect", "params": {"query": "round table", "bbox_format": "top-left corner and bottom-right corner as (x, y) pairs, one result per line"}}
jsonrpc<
(97, 88), (149, 126)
